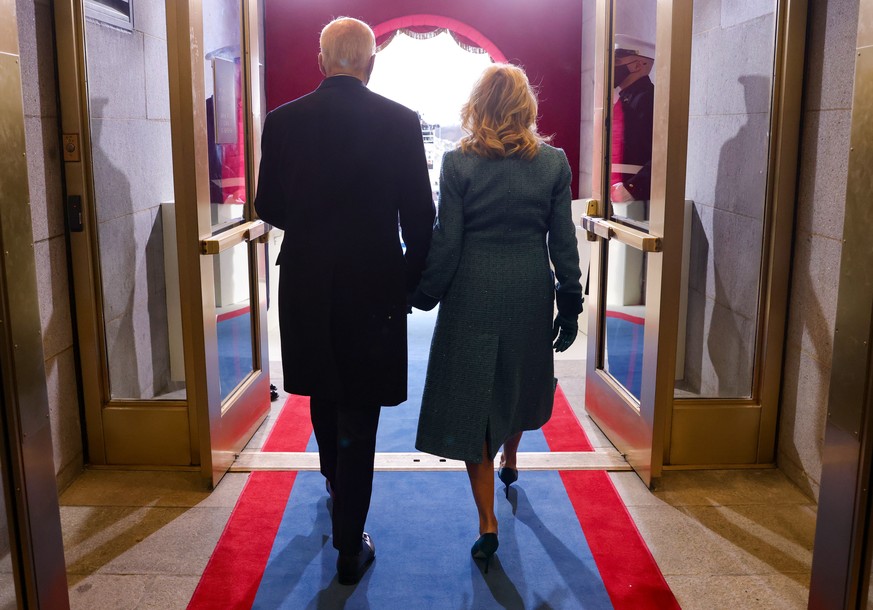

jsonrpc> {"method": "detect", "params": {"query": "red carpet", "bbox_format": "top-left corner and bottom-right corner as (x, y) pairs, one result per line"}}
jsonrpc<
(187, 471), (296, 609)
(261, 394), (313, 452)
(543, 385), (679, 609)
(188, 394), (311, 610)
(190, 387), (678, 609)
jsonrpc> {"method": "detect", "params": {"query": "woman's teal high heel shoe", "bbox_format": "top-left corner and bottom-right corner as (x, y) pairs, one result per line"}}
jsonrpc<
(497, 466), (518, 498)
(471, 533), (499, 573)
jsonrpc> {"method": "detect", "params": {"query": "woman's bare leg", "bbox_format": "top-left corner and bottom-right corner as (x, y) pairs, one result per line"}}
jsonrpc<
(499, 432), (523, 470)
(465, 443), (498, 535)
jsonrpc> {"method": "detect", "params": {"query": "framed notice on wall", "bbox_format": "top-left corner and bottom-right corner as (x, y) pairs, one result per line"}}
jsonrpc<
(213, 57), (238, 145)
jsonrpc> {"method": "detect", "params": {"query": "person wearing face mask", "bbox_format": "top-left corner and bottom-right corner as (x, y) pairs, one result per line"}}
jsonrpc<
(610, 36), (655, 205)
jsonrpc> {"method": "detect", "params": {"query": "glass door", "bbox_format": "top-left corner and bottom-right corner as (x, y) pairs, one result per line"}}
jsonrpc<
(583, 0), (805, 486)
(166, 0), (270, 486)
(583, 0), (692, 486)
(55, 0), (270, 486)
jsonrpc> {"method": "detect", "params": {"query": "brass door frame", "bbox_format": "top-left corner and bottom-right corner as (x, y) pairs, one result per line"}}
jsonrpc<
(584, 0), (808, 482)
(809, 0), (873, 605)
(54, 0), (270, 485)
(667, 0), (807, 468)
(584, 0), (693, 486)
(54, 0), (194, 467)
(166, 0), (270, 487)
(0, 4), (69, 604)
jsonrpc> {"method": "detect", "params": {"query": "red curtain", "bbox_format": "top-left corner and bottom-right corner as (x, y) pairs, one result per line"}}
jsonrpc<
(376, 27), (487, 55)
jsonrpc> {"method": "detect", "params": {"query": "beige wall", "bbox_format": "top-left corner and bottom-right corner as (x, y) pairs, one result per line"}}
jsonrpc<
(16, 0), (83, 492)
(778, 0), (860, 499)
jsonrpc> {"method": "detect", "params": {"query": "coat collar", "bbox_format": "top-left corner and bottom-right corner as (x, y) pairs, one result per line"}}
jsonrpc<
(318, 75), (366, 91)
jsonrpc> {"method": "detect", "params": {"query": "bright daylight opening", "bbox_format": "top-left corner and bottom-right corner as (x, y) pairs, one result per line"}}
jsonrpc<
(368, 30), (494, 203)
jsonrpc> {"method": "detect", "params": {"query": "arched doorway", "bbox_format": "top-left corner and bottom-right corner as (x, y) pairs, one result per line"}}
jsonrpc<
(367, 18), (499, 203)
(372, 15), (507, 63)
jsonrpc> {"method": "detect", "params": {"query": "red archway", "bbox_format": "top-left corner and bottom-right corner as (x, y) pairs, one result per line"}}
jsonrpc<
(372, 15), (507, 63)
(264, 0), (582, 195)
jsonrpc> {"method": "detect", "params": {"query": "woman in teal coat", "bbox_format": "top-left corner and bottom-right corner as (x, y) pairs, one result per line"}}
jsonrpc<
(411, 63), (583, 571)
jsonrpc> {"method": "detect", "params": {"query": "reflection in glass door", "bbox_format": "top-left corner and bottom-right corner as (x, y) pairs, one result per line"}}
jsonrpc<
(583, 0), (692, 486)
(584, 0), (806, 478)
(165, 0), (271, 485)
(203, 1), (256, 402)
(601, 10), (658, 402)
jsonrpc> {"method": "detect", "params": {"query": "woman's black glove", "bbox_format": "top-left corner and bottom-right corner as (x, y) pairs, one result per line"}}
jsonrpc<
(552, 313), (578, 352)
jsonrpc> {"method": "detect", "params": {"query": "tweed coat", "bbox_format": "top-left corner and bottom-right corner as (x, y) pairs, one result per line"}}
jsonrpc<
(254, 76), (435, 406)
(414, 145), (582, 462)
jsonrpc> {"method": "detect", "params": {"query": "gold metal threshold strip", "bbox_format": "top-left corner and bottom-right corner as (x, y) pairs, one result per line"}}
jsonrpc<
(230, 450), (631, 472)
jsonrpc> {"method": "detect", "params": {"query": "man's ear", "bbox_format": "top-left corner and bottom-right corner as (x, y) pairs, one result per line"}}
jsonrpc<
(363, 54), (375, 84)
(318, 53), (327, 76)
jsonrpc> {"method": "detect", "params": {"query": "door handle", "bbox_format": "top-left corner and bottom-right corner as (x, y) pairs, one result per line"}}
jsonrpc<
(581, 200), (662, 253)
(581, 198), (600, 242)
(201, 220), (268, 255)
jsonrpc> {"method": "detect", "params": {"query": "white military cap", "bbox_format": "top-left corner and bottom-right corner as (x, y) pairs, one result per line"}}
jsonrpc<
(614, 34), (655, 60)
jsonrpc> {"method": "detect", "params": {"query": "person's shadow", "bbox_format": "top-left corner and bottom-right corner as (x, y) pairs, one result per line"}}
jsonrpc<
(705, 74), (771, 397)
(89, 96), (173, 398)
(478, 486), (602, 609)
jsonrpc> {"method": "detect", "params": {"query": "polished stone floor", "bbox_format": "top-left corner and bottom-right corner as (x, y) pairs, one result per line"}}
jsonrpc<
(58, 345), (815, 609)
(58, 295), (816, 608)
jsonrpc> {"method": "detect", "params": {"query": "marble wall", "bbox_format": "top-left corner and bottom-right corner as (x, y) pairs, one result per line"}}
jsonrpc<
(680, 0), (776, 397)
(84, 2), (176, 399)
(778, 0), (859, 499)
(16, 0), (83, 491)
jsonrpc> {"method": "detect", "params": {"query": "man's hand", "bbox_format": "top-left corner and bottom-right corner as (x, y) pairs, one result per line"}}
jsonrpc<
(610, 182), (633, 203)
(552, 314), (578, 353)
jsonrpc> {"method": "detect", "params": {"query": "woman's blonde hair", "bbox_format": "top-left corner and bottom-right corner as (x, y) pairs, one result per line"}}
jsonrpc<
(459, 63), (549, 160)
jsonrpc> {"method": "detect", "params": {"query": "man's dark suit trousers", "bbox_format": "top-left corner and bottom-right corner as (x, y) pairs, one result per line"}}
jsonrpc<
(309, 396), (382, 555)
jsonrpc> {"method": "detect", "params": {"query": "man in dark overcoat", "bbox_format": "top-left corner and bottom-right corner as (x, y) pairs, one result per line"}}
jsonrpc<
(254, 17), (435, 585)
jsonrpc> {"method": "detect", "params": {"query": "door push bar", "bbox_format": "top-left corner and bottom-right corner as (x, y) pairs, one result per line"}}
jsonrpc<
(580, 198), (662, 253)
(200, 219), (271, 255)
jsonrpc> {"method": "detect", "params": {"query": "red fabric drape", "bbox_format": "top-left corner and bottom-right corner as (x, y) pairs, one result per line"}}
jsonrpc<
(220, 61), (246, 204)
(265, 2), (581, 196)
(376, 26), (486, 55)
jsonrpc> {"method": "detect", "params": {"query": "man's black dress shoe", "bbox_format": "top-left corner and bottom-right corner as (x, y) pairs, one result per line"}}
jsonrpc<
(336, 533), (375, 585)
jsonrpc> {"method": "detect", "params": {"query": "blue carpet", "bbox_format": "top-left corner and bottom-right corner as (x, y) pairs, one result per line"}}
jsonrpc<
(260, 309), (613, 607)
(604, 316), (643, 401)
(217, 311), (253, 401)
(252, 470), (613, 609)
(304, 309), (552, 454)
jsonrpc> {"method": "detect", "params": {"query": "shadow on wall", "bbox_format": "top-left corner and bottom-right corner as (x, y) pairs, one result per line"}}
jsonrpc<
(684, 75), (771, 398)
(706, 74), (771, 398)
(90, 97), (172, 399)
(683, 205), (707, 394)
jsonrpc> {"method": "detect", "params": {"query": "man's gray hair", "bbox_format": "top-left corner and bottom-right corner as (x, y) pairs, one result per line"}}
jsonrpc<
(319, 17), (376, 75)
